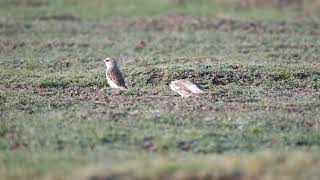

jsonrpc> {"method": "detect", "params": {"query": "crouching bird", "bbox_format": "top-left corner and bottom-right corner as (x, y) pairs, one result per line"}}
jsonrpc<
(104, 58), (127, 89)
(170, 79), (205, 97)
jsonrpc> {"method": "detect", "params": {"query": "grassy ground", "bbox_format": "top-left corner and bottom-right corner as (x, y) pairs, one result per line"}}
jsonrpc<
(0, 0), (317, 18)
(1, 0), (320, 179)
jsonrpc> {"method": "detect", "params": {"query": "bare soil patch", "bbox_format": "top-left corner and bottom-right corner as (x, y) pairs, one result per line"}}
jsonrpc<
(37, 15), (81, 21)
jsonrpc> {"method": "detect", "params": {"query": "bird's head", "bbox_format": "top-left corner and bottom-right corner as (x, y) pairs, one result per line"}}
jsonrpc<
(104, 57), (117, 68)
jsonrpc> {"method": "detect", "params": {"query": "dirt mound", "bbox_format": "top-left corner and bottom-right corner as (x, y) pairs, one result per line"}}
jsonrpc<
(121, 13), (319, 35)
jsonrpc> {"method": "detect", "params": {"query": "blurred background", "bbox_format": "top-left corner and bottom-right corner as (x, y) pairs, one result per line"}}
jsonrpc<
(0, 0), (319, 18)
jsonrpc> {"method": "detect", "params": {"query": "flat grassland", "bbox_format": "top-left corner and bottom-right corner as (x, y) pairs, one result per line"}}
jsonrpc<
(0, 0), (320, 179)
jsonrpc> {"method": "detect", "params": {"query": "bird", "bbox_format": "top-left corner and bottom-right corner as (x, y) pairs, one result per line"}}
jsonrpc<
(169, 79), (205, 97)
(104, 58), (127, 89)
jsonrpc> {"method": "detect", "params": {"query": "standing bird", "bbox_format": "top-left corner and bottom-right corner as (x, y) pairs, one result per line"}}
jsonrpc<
(170, 79), (205, 97)
(104, 58), (127, 89)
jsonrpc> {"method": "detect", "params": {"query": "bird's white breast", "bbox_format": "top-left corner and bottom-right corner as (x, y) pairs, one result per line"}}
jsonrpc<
(106, 75), (120, 88)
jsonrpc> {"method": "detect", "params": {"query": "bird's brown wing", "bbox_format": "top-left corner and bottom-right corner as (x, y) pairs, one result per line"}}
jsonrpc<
(174, 80), (204, 96)
(173, 81), (194, 95)
(182, 80), (205, 94)
(107, 68), (127, 88)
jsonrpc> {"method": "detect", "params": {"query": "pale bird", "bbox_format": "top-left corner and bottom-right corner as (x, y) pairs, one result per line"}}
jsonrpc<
(104, 58), (127, 89)
(170, 79), (205, 97)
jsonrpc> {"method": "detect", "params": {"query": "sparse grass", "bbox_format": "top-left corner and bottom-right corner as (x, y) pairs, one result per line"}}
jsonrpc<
(1, 0), (320, 179)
